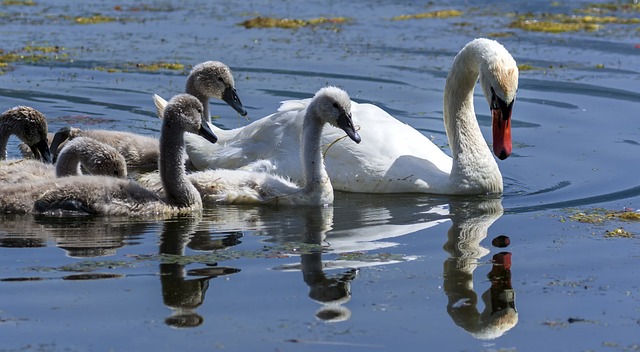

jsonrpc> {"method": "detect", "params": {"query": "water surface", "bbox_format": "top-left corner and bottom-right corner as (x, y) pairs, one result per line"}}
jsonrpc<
(1, 1), (639, 351)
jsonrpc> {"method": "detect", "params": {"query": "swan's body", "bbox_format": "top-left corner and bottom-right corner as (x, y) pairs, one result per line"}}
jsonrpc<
(155, 38), (517, 195)
(139, 87), (361, 206)
(50, 127), (160, 169)
(0, 106), (52, 163)
(0, 137), (127, 184)
(0, 94), (217, 216)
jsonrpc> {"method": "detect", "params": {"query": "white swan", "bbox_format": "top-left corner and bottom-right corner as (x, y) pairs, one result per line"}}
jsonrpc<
(154, 38), (517, 195)
(0, 94), (217, 216)
(139, 87), (361, 206)
(0, 136), (127, 184)
(0, 105), (52, 163)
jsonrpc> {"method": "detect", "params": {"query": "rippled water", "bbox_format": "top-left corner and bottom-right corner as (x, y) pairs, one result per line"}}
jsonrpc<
(1, 1), (639, 351)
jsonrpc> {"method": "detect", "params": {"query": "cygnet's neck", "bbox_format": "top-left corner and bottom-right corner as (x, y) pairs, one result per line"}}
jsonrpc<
(443, 40), (501, 193)
(301, 109), (331, 196)
(0, 120), (16, 160)
(186, 81), (212, 125)
(159, 123), (202, 208)
(55, 146), (84, 177)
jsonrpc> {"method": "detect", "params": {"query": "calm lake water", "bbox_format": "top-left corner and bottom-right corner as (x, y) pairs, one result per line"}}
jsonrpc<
(1, 1), (639, 351)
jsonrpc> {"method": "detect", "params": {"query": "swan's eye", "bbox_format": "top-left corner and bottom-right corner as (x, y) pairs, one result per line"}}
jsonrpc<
(490, 87), (500, 110)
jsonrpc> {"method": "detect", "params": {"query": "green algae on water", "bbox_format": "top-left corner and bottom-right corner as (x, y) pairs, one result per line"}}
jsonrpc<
(240, 16), (350, 29)
(134, 62), (185, 71)
(391, 9), (462, 21)
(567, 208), (640, 224)
(74, 15), (117, 24)
(0, 45), (69, 74)
(604, 227), (634, 238)
(578, 1), (640, 14)
(509, 18), (601, 33)
(509, 12), (640, 33)
(2, 0), (35, 5)
(517, 64), (536, 71)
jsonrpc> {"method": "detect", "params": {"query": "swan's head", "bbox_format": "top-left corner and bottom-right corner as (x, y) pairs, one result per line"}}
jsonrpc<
(186, 61), (248, 116)
(309, 86), (361, 144)
(0, 105), (52, 163)
(477, 39), (518, 161)
(163, 94), (218, 144)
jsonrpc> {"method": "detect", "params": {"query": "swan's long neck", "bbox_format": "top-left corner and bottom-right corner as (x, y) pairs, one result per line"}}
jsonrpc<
(159, 124), (202, 208)
(301, 110), (331, 198)
(443, 41), (502, 194)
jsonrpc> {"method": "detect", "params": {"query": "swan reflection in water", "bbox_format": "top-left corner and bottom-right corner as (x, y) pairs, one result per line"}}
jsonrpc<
(158, 217), (242, 329)
(1, 195), (515, 333)
(443, 198), (517, 340)
(0, 215), (154, 258)
(268, 195), (451, 322)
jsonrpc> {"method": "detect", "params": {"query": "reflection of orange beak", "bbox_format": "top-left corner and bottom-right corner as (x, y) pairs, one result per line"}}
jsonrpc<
(492, 105), (512, 160)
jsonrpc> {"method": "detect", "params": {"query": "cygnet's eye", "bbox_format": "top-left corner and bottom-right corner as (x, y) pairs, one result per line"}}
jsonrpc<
(332, 103), (339, 109)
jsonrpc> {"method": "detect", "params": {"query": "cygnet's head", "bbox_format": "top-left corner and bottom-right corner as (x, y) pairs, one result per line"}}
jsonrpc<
(185, 61), (247, 116)
(163, 94), (218, 144)
(308, 86), (361, 144)
(57, 137), (128, 178)
(476, 38), (518, 161)
(0, 105), (52, 162)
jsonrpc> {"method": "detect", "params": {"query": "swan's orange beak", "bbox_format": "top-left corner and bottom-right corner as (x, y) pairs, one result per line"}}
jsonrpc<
(491, 90), (513, 160)
(492, 106), (512, 160)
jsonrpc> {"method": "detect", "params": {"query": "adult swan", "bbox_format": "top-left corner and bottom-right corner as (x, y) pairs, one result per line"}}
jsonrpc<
(156, 38), (518, 195)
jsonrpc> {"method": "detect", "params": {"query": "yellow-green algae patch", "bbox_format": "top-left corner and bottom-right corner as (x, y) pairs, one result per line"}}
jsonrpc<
(605, 228), (634, 238)
(510, 18), (600, 33)
(568, 208), (640, 224)
(93, 62), (185, 73)
(578, 2), (640, 14)
(510, 12), (640, 33)
(391, 9), (462, 21)
(134, 62), (185, 71)
(0, 45), (69, 74)
(240, 16), (350, 29)
(74, 15), (117, 24)
(517, 64), (536, 71)
(2, 0), (35, 5)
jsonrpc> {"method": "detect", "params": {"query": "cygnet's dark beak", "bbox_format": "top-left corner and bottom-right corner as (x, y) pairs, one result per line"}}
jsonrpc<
(222, 87), (248, 117)
(31, 138), (52, 164)
(337, 112), (361, 144)
(49, 126), (73, 163)
(198, 121), (218, 144)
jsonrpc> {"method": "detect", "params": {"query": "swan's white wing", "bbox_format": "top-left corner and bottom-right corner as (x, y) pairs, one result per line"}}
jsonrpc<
(185, 99), (307, 179)
(323, 102), (453, 193)
(152, 94), (167, 120)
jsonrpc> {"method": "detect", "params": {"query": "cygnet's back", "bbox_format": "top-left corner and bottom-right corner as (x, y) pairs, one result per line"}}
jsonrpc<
(56, 137), (127, 178)
(51, 126), (159, 169)
(0, 136), (127, 184)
